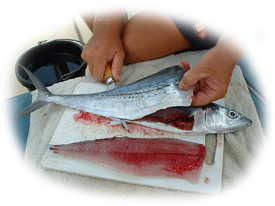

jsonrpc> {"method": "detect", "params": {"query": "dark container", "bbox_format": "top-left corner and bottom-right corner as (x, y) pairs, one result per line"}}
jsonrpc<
(15, 39), (87, 91)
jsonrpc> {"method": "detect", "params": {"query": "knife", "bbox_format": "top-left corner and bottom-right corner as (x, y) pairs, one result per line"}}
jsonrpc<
(104, 62), (115, 90)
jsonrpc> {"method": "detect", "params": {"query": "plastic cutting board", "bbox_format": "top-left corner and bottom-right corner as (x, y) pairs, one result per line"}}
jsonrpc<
(41, 82), (224, 194)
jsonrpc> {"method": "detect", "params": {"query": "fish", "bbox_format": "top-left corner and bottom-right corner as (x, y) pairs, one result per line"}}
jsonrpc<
(15, 65), (252, 134)
(47, 137), (207, 183)
(15, 65), (193, 120)
(126, 103), (252, 134)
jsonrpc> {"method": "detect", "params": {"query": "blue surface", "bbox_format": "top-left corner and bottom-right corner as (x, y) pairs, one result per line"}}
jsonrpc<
(8, 92), (32, 156)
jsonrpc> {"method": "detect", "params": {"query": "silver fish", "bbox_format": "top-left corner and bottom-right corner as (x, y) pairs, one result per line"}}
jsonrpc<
(15, 65), (193, 120)
(15, 65), (252, 134)
(125, 104), (252, 134)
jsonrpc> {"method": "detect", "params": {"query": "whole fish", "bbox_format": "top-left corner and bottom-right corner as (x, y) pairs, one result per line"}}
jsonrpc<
(47, 137), (207, 183)
(15, 65), (193, 120)
(15, 65), (252, 134)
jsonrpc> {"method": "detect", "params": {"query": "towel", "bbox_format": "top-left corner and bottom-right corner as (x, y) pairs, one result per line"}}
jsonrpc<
(24, 50), (265, 199)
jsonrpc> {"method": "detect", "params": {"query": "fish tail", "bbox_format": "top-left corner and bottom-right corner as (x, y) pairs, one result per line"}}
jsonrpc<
(13, 65), (53, 118)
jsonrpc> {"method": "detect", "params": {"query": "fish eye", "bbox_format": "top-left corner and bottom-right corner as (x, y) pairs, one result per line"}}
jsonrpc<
(228, 111), (238, 119)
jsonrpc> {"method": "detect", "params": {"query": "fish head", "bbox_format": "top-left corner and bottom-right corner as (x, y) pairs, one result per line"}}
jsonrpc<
(205, 103), (252, 133)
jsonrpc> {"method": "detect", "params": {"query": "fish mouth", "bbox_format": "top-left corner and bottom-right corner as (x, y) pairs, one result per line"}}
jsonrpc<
(232, 118), (252, 131)
(241, 115), (253, 128)
(244, 119), (253, 127)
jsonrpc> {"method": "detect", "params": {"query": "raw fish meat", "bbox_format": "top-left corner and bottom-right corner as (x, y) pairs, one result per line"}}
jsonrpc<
(48, 137), (206, 183)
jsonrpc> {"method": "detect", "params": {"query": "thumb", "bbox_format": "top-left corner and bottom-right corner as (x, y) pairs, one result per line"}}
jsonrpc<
(111, 51), (125, 82)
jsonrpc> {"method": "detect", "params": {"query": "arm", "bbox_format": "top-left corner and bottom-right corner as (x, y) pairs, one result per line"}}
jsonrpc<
(178, 35), (243, 106)
(81, 10), (127, 82)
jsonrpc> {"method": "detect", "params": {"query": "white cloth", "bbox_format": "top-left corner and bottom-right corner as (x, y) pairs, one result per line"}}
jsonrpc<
(24, 50), (265, 197)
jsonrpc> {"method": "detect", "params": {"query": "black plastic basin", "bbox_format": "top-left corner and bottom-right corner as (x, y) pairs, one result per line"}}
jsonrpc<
(15, 39), (87, 91)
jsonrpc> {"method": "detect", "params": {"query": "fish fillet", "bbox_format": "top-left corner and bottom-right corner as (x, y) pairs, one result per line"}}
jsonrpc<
(48, 137), (206, 183)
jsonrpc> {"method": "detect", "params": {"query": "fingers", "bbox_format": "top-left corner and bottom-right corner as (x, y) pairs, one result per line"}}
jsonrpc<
(191, 91), (213, 106)
(81, 50), (106, 82)
(191, 88), (227, 106)
(178, 60), (190, 89)
(178, 59), (225, 106)
(178, 61), (207, 90)
(81, 36), (125, 82)
(81, 49), (124, 82)
(92, 60), (109, 82)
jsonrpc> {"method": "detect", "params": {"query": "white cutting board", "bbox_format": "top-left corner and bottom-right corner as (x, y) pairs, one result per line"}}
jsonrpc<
(41, 82), (224, 194)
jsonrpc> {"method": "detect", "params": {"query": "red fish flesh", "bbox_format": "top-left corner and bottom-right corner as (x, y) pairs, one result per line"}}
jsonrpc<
(135, 107), (194, 130)
(48, 137), (206, 183)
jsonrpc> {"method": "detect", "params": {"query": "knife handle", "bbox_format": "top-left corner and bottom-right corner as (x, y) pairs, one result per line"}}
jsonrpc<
(104, 62), (113, 81)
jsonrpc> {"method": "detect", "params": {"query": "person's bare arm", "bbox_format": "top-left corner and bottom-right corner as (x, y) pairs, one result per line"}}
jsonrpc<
(178, 35), (243, 106)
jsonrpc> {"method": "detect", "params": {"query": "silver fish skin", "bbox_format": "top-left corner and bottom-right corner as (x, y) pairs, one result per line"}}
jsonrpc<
(128, 103), (252, 134)
(15, 65), (193, 120)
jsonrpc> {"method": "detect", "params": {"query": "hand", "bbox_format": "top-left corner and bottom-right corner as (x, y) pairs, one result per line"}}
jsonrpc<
(178, 40), (241, 106)
(81, 10), (127, 82)
(81, 34), (124, 82)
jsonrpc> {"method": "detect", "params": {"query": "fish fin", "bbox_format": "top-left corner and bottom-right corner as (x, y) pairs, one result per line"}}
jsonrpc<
(107, 119), (122, 126)
(13, 65), (53, 118)
(19, 64), (52, 94)
(121, 120), (130, 133)
(13, 100), (49, 118)
(108, 119), (130, 133)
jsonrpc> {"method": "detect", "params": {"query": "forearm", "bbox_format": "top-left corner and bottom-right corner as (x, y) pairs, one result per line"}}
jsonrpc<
(91, 10), (127, 37)
(81, 9), (127, 34)
(179, 34), (244, 106)
(213, 34), (243, 68)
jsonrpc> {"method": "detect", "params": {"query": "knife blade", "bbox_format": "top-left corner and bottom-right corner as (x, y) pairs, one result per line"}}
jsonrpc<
(104, 62), (115, 90)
